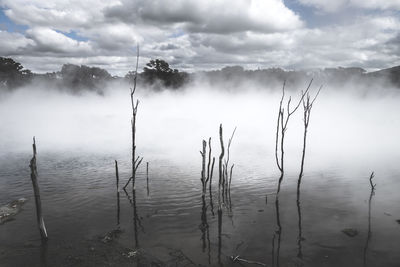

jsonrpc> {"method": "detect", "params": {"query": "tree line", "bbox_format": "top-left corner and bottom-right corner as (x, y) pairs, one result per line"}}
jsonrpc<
(2, 56), (400, 93)
(0, 57), (189, 92)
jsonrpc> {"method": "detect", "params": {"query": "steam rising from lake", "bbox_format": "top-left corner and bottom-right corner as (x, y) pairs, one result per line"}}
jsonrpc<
(1, 81), (399, 175)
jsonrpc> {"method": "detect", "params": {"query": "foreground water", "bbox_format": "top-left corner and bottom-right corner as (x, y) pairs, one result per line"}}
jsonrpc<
(0, 150), (399, 267)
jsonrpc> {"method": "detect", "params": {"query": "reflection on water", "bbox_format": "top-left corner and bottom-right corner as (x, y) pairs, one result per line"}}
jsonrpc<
(40, 241), (48, 267)
(0, 152), (400, 266)
(363, 173), (376, 267)
(199, 195), (211, 264)
(296, 188), (304, 263)
(116, 192), (120, 227)
(217, 205), (222, 266)
(274, 196), (282, 267)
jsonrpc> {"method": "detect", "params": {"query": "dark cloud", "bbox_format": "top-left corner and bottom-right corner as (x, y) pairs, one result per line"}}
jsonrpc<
(158, 43), (179, 50)
(104, 0), (303, 34)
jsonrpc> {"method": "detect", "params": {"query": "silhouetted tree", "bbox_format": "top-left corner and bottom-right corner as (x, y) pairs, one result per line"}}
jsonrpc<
(60, 64), (112, 91)
(144, 59), (173, 73)
(125, 70), (137, 84)
(0, 57), (32, 89)
(141, 59), (188, 89)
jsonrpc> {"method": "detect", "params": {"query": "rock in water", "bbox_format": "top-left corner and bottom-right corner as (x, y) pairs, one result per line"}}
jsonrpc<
(342, 228), (358, 237)
(0, 198), (27, 224)
(100, 228), (122, 243)
(396, 220), (400, 225)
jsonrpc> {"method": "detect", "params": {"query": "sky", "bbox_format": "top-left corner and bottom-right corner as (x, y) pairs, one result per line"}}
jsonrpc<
(0, 0), (399, 75)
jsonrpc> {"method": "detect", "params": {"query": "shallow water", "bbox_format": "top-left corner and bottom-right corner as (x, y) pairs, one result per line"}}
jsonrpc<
(1, 86), (400, 266)
(0, 150), (399, 267)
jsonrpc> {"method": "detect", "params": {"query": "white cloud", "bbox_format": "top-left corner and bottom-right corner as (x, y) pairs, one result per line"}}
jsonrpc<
(1, 0), (117, 31)
(26, 27), (93, 54)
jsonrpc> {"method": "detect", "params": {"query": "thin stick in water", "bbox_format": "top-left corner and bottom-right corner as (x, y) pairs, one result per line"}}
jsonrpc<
(146, 162), (149, 196)
(115, 160), (119, 191)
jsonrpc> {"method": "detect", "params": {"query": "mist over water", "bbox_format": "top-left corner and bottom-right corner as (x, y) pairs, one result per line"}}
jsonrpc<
(1, 80), (399, 174)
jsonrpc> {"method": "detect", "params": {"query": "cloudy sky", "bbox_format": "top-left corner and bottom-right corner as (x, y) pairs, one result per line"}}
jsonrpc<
(0, 0), (399, 75)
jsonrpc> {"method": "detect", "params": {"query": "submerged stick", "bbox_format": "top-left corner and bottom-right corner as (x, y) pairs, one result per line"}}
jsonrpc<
(117, 191), (120, 226)
(200, 140), (207, 194)
(146, 162), (149, 196)
(209, 157), (215, 192)
(228, 164), (234, 190)
(123, 176), (132, 190)
(218, 124), (225, 187)
(206, 137), (212, 188)
(115, 160), (119, 191)
(218, 124), (225, 208)
(29, 137), (48, 241)
(231, 255), (267, 266)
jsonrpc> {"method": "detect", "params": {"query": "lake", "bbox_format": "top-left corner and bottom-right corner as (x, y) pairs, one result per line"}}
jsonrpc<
(1, 85), (400, 266)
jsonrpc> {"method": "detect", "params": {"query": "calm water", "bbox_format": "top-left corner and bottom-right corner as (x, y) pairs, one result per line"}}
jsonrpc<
(1, 150), (400, 267)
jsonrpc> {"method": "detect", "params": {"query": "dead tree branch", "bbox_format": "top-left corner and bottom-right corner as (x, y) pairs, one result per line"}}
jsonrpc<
(129, 44), (142, 191)
(298, 84), (322, 190)
(275, 80), (311, 195)
(230, 255), (267, 266)
(224, 127), (237, 188)
(369, 172), (376, 190)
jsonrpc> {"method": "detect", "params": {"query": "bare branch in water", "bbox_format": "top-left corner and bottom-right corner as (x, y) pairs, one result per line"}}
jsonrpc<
(298, 83), (322, 190)
(230, 255), (267, 266)
(369, 172), (376, 190)
(276, 80), (313, 195)
(129, 44), (142, 191)
(29, 137), (48, 241)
